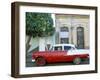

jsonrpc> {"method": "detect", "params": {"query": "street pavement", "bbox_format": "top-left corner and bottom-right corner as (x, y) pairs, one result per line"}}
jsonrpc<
(26, 61), (89, 67)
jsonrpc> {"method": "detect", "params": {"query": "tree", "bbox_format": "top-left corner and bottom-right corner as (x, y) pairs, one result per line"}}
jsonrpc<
(26, 12), (55, 52)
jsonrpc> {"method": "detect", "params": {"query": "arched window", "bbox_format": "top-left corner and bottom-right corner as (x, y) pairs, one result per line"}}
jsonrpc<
(77, 27), (84, 49)
(60, 27), (69, 43)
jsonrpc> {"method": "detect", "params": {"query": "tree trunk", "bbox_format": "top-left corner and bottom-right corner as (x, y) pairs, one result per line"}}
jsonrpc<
(26, 36), (31, 53)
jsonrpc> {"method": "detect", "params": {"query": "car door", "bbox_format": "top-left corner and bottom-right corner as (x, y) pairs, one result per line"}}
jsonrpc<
(62, 46), (73, 61)
(51, 46), (64, 62)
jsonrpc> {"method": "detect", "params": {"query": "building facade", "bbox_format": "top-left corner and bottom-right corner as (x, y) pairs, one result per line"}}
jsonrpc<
(55, 14), (90, 49)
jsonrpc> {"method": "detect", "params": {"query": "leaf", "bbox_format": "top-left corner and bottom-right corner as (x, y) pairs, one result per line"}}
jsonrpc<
(26, 12), (55, 37)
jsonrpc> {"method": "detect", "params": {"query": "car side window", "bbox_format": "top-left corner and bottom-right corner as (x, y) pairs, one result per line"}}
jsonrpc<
(64, 46), (71, 51)
(54, 46), (62, 51)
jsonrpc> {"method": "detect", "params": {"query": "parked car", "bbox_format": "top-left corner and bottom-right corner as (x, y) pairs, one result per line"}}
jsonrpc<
(32, 44), (89, 66)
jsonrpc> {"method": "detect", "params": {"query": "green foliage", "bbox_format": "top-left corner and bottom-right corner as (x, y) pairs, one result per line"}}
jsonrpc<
(26, 12), (55, 37)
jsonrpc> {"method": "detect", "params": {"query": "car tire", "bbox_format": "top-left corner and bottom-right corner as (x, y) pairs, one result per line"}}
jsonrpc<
(73, 57), (81, 65)
(35, 57), (46, 66)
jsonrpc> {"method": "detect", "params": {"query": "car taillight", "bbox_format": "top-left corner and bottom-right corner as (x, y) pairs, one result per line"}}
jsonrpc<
(87, 54), (89, 58)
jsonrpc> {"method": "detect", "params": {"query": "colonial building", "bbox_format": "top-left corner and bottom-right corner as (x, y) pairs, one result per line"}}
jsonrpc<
(55, 14), (90, 49)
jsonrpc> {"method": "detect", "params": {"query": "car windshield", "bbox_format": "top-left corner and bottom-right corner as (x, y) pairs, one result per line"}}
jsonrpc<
(54, 46), (62, 51)
(64, 46), (71, 51)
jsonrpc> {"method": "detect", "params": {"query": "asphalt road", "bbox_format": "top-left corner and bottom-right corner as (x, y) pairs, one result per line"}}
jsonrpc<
(26, 60), (89, 67)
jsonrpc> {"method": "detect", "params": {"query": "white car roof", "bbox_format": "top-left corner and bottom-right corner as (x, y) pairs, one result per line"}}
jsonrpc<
(53, 44), (75, 47)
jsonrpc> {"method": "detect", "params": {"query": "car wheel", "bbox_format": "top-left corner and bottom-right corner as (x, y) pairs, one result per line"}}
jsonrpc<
(35, 57), (46, 66)
(73, 57), (81, 65)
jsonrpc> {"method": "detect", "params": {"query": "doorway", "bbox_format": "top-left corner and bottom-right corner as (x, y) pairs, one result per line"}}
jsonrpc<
(77, 27), (84, 49)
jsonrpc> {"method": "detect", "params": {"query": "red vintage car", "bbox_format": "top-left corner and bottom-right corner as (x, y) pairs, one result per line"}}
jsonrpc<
(32, 44), (89, 66)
